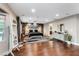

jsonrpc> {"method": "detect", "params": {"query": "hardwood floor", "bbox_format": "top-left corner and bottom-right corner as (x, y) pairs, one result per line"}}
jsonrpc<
(12, 40), (79, 56)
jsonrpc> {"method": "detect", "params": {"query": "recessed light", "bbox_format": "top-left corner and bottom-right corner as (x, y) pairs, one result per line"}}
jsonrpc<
(56, 14), (59, 17)
(31, 8), (36, 13)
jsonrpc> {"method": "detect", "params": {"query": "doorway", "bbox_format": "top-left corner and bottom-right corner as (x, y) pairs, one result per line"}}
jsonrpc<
(0, 9), (10, 55)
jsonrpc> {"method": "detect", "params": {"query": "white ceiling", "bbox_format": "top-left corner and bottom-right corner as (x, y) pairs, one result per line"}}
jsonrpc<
(8, 3), (79, 23)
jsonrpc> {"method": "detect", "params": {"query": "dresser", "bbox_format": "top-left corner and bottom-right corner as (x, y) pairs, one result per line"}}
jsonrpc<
(50, 32), (65, 41)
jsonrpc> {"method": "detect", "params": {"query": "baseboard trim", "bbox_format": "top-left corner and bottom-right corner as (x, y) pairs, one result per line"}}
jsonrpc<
(55, 39), (79, 46)
(64, 41), (79, 46)
(71, 42), (79, 46)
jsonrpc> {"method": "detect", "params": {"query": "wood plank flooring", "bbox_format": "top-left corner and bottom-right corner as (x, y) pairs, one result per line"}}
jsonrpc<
(13, 40), (79, 56)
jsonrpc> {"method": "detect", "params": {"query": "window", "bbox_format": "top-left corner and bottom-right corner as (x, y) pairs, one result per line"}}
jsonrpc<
(0, 15), (5, 41)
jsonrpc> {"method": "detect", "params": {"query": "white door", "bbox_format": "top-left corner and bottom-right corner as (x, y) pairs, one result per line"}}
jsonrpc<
(0, 15), (9, 55)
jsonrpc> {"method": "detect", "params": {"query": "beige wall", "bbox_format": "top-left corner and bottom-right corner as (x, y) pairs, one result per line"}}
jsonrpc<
(0, 3), (17, 55)
(78, 16), (79, 43)
(44, 15), (78, 44)
(44, 23), (49, 36)
(76, 15), (79, 43)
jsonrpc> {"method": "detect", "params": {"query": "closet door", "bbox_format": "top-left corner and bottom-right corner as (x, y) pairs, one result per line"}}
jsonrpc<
(0, 16), (4, 41)
(0, 15), (9, 55)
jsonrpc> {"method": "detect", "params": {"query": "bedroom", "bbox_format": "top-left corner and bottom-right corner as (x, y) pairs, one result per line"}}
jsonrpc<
(0, 3), (79, 56)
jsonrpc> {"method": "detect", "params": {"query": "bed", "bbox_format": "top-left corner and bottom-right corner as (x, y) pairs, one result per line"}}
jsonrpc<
(28, 30), (43, 37)
(27, 30), (43, 42)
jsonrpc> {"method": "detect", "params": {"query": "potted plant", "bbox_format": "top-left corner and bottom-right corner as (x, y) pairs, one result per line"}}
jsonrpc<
(64, 31), (72, 47)
(67, 34), (72, 45)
